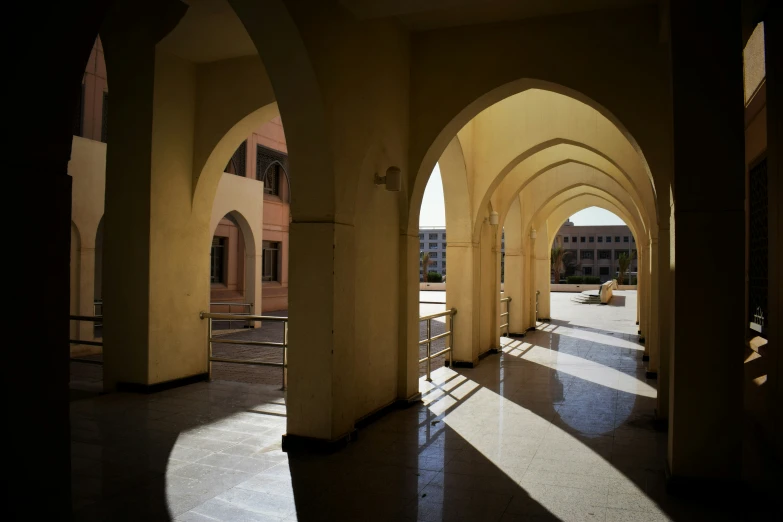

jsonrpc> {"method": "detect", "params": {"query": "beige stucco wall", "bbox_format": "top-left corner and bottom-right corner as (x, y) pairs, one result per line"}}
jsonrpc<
(68, 136), (106, 353)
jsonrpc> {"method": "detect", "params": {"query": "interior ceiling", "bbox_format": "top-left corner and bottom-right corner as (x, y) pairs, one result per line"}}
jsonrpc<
(340, 0), (656, 31)
(158, 0), (256, 63)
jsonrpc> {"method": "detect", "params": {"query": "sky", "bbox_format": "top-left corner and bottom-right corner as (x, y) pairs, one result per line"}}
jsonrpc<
(418, 163), (627, 227)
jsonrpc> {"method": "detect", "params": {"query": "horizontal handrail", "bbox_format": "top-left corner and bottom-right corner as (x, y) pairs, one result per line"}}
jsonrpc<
(70, 315), (102, 323)
(210, 302), (252, 307)
(419, 308), (457, 382)
(70, 357), (103, 365)
(209, 338), (284, 348)
(201, 311), (288, 389)
(419, 308), (457, 321)
(70, 315), (104, 356)
(418, 331), (452, 345)
(200, 312), (287, 322)
(500, 297), (512, 336)
(208, 357), (283, 368)
(69, 339), (103, 346)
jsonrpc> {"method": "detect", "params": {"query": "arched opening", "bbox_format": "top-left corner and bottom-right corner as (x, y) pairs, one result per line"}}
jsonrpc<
(548, 206), (639, 322)
(418, 163), (449, 378)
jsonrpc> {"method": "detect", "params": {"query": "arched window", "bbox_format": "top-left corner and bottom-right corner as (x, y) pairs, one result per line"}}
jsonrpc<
(224, 141), (247, 176)
(262, 161), (287, 197)
(256, 144), (290, 201)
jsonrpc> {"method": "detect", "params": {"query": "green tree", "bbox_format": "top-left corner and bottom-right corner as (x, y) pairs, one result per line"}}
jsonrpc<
(617, 251), (636, 285)
(420, 251), (430, 282)
(551, 246), (571, 284)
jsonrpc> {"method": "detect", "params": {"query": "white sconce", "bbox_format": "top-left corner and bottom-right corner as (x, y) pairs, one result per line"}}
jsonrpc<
(530, 229), (537, 239)
(374, 166), (401, 192)
(489, 211), (499, 225)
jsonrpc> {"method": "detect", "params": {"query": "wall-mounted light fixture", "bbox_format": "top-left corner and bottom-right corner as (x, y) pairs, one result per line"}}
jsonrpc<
(374, 166), (401, 191)
(489, 211), (499, 225)
(530, 229), (537, 239)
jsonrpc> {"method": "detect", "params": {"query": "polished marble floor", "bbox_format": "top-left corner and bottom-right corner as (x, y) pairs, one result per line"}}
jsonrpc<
(70, 293), (754, 521)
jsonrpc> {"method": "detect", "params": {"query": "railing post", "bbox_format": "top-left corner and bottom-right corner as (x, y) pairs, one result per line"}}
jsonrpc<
(282, 320), (288, 391)
(207, 317), (213, 381)
(426, 318), (432, 382)
(449, 311), (454, 368)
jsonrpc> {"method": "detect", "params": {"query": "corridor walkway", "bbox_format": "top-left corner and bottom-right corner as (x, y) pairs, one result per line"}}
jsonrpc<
(70, 291), (748, 521)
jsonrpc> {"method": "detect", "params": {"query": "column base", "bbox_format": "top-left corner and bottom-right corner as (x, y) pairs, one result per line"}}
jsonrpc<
(282, 430), (357, 453)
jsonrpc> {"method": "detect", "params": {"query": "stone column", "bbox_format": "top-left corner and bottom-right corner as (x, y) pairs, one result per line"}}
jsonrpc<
(668, 1), (745, 482)
(78, 245), (97, 345)
(503, 200), (527, 334)
(764, 2), (782, 467)
(445, 240), (481, 364)
(533, 222), (551, 320)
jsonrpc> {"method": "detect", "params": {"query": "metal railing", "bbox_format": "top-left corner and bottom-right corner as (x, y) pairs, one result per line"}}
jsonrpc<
(419, 308), (457, 382)
(535, 290), (540, 323)
(500, 296), (512, 336)
(93, 300), (103, 327)
(69, 315), (104, 365)
(209, 302), (253, 329)
(200, 312), (288, 389)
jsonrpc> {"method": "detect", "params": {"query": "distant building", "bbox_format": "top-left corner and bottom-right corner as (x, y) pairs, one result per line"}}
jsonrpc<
(552, 219), (638, 282)
(419, 227), (506, 281)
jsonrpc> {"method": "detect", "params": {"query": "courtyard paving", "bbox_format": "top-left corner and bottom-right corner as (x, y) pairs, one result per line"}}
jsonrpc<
(69, 290), (768, 521)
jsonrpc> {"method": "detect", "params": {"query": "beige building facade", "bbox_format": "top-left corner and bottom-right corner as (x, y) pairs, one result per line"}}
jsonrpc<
(68, 38), (291, 355)
(13, 1), (782, 517)
(553, 220), (639, 282)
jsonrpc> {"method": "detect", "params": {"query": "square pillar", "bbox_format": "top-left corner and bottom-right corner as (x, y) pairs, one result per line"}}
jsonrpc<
(668, 1), (745, 482)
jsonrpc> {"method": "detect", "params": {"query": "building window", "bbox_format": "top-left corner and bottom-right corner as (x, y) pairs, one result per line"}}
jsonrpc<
(631, 236), (635, 242)
(419, 234), (424, 239)
(563, 237), (569, 243)
(419, 243), (424, 249)
(624, 236), (629, 243)
(430, 252), (438, 258)
(262, 241), (281, 282)
(442, 233), (447, 240)
(429, 243), (438, 249)
(589, 236), (594, 243)
(442, 261), (446, 267)
(599, 267), (609, 276)
(100, 92), (109, 143)
(615, 236), (621, 242)
(572, 236), (577, 242)
(262, 162), (284, 196)
(597, 236), (603, 243)
(442, 251), (446, 258)
(580, 236), (586, 243)
(581, 250), (594, 260)
(210, 237), (226, 284)
(442, 242), (447, 249)
(599, 250), (611, 259)
(256, 144), (289, 197)
(225, 141), (247, 177)
(583, 267), (593, 275)
(501, 242), (505, 249)
(606, 236), (612, 243)
(429, 233), (438, 239)
(615, 251), (625, 259)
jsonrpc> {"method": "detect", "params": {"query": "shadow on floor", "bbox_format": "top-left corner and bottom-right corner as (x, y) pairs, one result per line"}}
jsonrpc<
(70, 327), (774, 521)
(607, 296), (626, 307)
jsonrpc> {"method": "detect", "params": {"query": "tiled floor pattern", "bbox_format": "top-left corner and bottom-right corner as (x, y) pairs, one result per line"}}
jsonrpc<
(70, 292), (753, 520)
